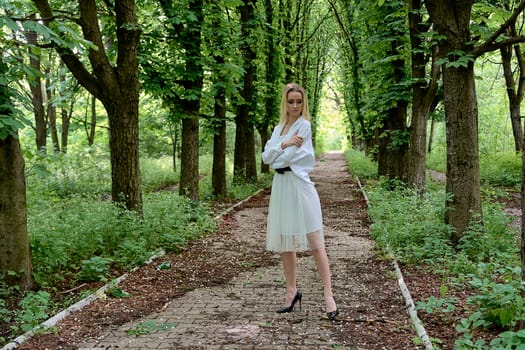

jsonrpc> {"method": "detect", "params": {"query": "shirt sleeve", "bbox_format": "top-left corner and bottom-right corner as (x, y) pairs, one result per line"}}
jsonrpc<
(271, 119), (315, 182)
(261, 125), (285, 165)
(270, 121), (313, 169)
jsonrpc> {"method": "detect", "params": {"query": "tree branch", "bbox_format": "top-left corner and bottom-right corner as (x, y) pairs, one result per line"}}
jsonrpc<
(473, 0), (525, 57)
(31, 0), (101, 97)
(473, 35), (525, 58)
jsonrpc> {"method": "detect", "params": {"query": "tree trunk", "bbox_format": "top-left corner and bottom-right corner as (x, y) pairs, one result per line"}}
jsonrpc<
(261, 0), (279, 174)
(377, 104), (409, 181)
(212, 85), (227, 197)
(61, 106), (71, 153)
(426, 0), (482, 243)
(46, 68), (60, 153)
(103, 96), (142, 213)
(0, 57), (33, 288)
(34, 0), (143, 214)
(59, 61), (72, 154)
(88, 94), (96, 146)
(522, 117), (525, 305)
(280, 0), (294, 82)
(0, 136), (33, 289)
(377, 38), (409, 181)
(169, 120), (179, 172)
(407, 0), (440, 193)
(180, 116), (199, 200)
(427, 117), (435, 153)
(235, 0), (257, 183)
(246, 124), (257, 182)
(158, 0), (203, 201)
(26, 15), (47, 152)
(522, 122), (525, 302)
(443, 64), (482, 242)
(259, 127), (270, 174)
(501, 42), (525, 153)
(234, 110), (247, 183)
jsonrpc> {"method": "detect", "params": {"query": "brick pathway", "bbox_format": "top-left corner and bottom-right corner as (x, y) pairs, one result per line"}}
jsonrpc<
(78, 152), (413, 350)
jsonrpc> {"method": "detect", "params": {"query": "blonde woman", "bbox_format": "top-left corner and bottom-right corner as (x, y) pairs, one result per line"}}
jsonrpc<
(262, 83), (338, 320)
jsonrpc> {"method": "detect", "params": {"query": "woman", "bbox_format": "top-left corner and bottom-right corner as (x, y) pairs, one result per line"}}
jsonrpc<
(261, 83), (338, 320)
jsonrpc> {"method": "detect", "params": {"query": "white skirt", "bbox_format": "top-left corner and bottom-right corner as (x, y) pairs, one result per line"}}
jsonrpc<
(266, 171), (324, 253)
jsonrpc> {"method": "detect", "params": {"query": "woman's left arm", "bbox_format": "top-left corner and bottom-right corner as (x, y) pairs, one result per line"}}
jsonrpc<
(271, 121), (315, 169)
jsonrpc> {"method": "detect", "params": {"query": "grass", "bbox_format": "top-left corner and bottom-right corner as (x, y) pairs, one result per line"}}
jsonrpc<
(344, 149), (377, 179)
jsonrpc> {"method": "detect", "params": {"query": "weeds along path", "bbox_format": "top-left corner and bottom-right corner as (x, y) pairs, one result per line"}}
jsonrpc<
(19, 151), (416, 350)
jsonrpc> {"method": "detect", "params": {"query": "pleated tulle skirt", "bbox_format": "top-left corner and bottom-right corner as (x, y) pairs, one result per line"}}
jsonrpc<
(266, 172), (324, 253)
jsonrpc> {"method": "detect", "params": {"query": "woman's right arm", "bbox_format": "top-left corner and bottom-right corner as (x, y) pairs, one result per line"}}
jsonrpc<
(261, 126), (284, 165)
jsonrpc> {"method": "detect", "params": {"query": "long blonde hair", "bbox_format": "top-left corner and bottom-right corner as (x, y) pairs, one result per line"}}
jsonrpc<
(278, 83), (311, 125)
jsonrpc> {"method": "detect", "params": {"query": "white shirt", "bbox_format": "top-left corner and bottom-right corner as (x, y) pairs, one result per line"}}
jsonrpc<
(262, 117), (316, 184)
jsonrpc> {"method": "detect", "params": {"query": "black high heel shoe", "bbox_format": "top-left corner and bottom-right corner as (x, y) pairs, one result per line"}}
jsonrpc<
(326, 308), (339, 321)
(276, 291), (302, 313)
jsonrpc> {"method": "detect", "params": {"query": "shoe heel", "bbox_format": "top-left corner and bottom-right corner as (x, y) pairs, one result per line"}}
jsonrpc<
(276, 290), (302, 313)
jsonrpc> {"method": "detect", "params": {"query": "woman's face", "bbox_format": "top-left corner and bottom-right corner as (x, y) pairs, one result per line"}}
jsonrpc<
(286, 91), (303, 120)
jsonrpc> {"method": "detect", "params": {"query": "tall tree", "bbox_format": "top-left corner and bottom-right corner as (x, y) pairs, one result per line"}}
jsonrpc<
(234, 0), (258, 183)
(0, 55), (33, 289)
(426, 0), (483, 242)
(407, 0), (440, 193)
(473, 1), (525, 154)
(425, 0), (525, 241)
(158, 0), (204, 201)
(364, 1), (410, 181)
(498, 1), (525, 153)
(501, 37), (525, 153)
(33, 0), (143, 214)
(207, 0), (232, 197)
(258, 0), (282, 174)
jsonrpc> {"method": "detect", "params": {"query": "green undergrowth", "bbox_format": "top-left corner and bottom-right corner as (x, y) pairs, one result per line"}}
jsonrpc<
(345, 150), (524, 349)
(1, 149), (271, 346)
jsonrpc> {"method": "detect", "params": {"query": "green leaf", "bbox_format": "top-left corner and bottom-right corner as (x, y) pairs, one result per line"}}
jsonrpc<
(0, 16), (19, 31)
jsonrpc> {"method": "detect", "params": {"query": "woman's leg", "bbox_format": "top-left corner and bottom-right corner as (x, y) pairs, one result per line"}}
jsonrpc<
(311, 247), (337, 312)
(281, 251), (298, 305)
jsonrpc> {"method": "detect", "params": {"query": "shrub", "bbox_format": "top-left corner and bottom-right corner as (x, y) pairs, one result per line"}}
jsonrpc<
(79, 256), (113, 282)
(14, 291), (52, 332)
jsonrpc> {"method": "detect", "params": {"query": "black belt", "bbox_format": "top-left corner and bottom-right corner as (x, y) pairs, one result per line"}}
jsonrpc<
(275, 166), (292, 174)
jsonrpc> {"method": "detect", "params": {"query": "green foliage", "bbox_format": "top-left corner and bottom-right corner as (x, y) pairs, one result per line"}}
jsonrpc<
(427, 149), (521, 189)
(25, 145), (111, 198)
(426, 146), (446, 173)
(79, 256), (112, 282)
(106, 280), (131, 298)
(366, 185), (453, 265)
(436, 49), (475, 68)
(416, 295), (458, 314)
(141, 156), (179, 192)
(344, 149), (377, 179)
(466, 275), (525, 329)
(0, 298), (12, 326)
(480, 153), (521, 187)
(362, 170), (523, 347)
(28, 191), (216, 287)
(457, 204), (518, 265)
(14, 291), (52, 333)
(489, 329), (525, 349)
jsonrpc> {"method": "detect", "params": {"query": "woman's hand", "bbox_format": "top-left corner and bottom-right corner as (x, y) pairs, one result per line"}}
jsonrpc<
(282, 131), (303, 149)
